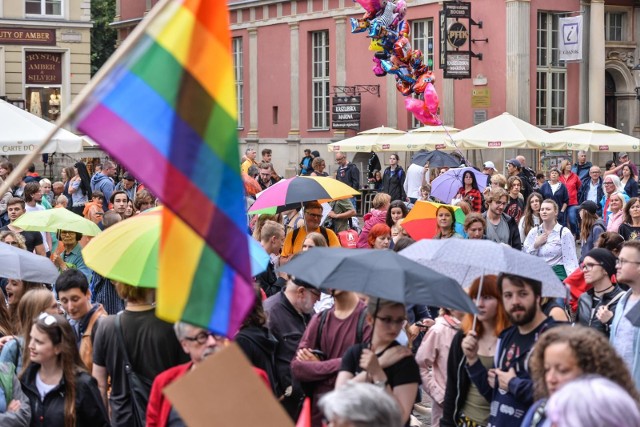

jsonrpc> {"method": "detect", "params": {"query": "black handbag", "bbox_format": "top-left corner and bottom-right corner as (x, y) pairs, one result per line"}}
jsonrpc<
(115, 313), (153, 427)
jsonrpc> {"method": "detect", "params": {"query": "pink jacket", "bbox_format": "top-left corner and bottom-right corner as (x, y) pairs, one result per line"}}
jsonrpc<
(356, 208), (387, 248)
(415, 315), (460, 405)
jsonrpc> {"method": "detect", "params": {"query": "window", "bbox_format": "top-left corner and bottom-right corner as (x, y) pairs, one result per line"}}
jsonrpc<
(410, 19), (434, 128)
(536, 12), (566, 128)
(605, 12), (624, 41)
(311, 30), (329, 129)
(232, 37), (243, 128)
(26, 0), (62, 16)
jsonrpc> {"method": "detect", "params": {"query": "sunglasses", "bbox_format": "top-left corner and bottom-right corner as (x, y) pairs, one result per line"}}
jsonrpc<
(38, 312), (57, 326)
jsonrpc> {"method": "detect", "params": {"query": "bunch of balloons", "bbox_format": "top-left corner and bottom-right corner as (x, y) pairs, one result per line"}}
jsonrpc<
(350, 0), (441, 125)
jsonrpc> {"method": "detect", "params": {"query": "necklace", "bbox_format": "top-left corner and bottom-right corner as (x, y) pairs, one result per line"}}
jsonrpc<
(594, 284), (614, 295)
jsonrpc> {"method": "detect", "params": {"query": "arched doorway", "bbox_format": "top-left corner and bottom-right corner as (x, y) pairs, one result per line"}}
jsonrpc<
(605, 71), (616, 128)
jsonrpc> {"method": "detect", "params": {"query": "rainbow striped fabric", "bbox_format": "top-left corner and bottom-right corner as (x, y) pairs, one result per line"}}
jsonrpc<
(72, 0), (255, 335)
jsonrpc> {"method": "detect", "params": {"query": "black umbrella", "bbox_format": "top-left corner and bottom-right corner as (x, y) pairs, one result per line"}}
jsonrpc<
(412, 150), (460, 168)
(278, 247), (477, 313)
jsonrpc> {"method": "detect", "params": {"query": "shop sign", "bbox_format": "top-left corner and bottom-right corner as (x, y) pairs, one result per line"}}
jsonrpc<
(332, 96), (361, 130)
(0, 28), (56, 46)
(25, 52), (62, 84)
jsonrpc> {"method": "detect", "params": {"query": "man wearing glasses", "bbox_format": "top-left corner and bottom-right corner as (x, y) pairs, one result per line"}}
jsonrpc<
(258, 162), (277, 191)
(335, 152), (360, 193)
(147, 322), (229, 426)
(578, 166), (603, 217)
(281, 201), (340, 259)
(610, 241), (640, 388)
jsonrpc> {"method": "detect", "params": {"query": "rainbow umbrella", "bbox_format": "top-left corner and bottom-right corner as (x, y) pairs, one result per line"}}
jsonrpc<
(82, 207), (269, 288)
(248, 176), (360, 215)
(402, 201), (466, 240)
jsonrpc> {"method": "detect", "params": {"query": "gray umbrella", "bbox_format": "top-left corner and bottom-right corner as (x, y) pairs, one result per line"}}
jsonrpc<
(278, 247), (477, 313)
(399, 239), (566, 298)
(0, 242), (59, 284)
(412, 150), (461, 168)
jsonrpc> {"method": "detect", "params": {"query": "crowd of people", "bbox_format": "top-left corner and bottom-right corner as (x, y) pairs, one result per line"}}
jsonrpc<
(0, 148), (639, 427)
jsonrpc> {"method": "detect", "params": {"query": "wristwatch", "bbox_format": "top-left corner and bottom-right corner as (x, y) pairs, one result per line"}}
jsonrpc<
(372, 379), (387, 388)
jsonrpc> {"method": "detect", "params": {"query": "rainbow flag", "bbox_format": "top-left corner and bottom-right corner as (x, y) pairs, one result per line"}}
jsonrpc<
(71, 0), (255, 335)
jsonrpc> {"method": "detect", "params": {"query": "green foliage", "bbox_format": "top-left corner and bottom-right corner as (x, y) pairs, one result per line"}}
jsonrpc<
(91, 0), (117, 76)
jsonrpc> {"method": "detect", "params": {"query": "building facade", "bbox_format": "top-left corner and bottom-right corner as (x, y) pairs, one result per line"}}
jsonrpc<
(0, 0), (92, 119)
(112, 0), (639, 176)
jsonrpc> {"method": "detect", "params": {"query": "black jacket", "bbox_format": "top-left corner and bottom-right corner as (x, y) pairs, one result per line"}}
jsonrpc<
(336, 163), (360, 191)
(263, 291), (311, 419)
(255, 260), (286, 298)
(442, 331), (475, 427)
(21, 364), (109, 427)
(576, 285), (626, 337)
(235, 325), (280, 394)
(482, 212), (522, 250)
(577, 176), (604, 216)
(382, 166), (406, 202)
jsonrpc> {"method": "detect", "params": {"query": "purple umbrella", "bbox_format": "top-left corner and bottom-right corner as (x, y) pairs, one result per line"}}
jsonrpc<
(430, 167), (487, 204)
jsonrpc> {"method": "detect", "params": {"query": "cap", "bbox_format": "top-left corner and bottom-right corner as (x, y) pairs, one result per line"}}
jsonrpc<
(579, 200), (598, 215)
(585, 248), (617, 278)
(619, 152), (629, 159)
(483, 161), (496, 170)
(123, 173), (135, 181)
(506, 159), (522, 168)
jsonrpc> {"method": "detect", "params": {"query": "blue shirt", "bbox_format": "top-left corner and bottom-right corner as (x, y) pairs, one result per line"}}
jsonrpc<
(61, 243), (92, 281)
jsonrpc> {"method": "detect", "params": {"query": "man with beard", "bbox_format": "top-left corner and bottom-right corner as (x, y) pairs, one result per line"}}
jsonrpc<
(462, 273), (554, 427)
(264, 277), (321, 420)
(146, 322), (229, 426)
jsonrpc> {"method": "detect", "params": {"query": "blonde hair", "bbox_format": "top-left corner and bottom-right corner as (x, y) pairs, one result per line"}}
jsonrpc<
(490, 174), (507, 188)
(372, 193), (391, 210)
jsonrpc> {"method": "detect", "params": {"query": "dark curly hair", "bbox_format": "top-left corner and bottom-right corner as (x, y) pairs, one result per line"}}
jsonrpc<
(529, 325), (639, 402)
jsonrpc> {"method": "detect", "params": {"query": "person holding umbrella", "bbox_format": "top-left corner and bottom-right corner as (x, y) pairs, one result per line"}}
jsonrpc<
(335, 298), (420, 425)
(434, 205), (463, 239)
(463, 273), (555, 427)
(442, 275), (510, 427)
(455, 170), (483, 213)
(281, 201), (340, 259)
(51, 230), (92, 281)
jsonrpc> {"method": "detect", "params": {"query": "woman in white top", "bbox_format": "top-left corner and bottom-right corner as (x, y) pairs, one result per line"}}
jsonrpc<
(523, 199), (579, 281)
(519, 192), (543, 243)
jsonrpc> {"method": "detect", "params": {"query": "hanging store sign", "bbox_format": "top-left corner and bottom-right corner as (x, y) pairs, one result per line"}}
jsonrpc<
(441, 1), (472, 79)
(332, 96), (361, 130)
(558, 16), (582, 61)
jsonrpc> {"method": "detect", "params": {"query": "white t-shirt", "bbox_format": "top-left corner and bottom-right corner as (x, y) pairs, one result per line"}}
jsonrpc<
(25, 203), (49, 252)
(35, 371), (57, 401)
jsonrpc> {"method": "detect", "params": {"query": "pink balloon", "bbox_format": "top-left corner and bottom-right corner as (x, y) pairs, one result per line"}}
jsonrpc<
(372, 57), (386, 77)
(405, 97), (441, 126)
(424, 82), (439, 115)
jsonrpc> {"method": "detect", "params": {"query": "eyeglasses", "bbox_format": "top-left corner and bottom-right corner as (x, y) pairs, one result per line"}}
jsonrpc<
(616, 258), (640, 267)
(375, 316), (406, 327)
(305, 212), (323, 219)
(38, 312), (57, 326)
(335, 157), (345, 161)
(184, 331), (226, 345)
(304, 287), (321, 298)
(580, 262), (602, 271)
(493, 201), (507, 206)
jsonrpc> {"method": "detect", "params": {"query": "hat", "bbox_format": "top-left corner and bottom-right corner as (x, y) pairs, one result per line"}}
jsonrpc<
(619, 152), (629, 159)
(123, 173), (135, 181)
(506, 159), (522, 168)
(483, 161), (496, 170)
(585, 248), (617, 278)
(579, 200), (598, 215)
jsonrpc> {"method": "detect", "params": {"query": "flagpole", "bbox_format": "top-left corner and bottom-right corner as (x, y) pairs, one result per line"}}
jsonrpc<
(0, 0), (175, 197)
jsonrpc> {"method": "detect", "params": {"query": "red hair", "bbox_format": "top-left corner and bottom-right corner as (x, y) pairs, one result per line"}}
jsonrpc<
(461, 275), (510, 337)
(367, 223), (391, 248)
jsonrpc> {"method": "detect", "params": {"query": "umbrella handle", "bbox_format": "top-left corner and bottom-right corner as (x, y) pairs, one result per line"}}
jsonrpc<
(471, 273), (485, 332)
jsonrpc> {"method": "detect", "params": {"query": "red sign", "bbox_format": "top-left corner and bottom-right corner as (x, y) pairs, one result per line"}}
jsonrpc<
(598, 145), (610, 151)
(0, 28), (56, 45)
(25, 52), (62, 84)
(488, 141), (502, 147)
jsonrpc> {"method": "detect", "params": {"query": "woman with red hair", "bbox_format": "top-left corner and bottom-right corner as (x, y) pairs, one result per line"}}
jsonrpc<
(367, 223), (391, 249)
(441, 275), (510, 427)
